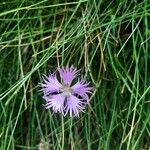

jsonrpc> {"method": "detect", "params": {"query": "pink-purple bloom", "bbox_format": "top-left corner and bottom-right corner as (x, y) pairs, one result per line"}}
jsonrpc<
(41, 66), (93, 117)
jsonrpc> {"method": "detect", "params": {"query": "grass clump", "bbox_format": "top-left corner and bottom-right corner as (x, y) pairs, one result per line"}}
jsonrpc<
(0, 0), (150, 149)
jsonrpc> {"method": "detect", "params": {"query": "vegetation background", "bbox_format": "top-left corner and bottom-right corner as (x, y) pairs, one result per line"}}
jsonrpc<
(0, 0), (150, 149)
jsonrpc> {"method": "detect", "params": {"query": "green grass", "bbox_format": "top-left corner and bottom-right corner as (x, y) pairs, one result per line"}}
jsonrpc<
(0, 0), (150, 149)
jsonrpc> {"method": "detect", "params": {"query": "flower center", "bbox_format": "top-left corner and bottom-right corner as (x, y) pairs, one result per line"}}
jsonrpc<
(60, 85), (72, 97)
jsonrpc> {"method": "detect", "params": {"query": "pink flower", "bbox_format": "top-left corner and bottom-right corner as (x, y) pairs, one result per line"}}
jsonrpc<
(41, 66), (93, 117)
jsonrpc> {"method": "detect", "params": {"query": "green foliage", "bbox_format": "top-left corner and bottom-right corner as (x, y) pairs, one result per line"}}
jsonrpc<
(0, 0), (150, 149)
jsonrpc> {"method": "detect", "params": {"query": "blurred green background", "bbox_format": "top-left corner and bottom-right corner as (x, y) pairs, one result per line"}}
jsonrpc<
(0, 0), (150, 149)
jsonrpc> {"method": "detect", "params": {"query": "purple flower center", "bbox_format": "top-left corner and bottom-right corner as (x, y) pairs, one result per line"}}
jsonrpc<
(60, 85), (72, 97)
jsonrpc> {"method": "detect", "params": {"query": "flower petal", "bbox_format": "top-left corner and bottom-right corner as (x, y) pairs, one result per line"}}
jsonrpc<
(42, 73), (62, 95)
(58, 66), (79, 85)
(65, 95), (85, 117)
(71, 80), (93, 100)
(44, 94), (65, 113)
